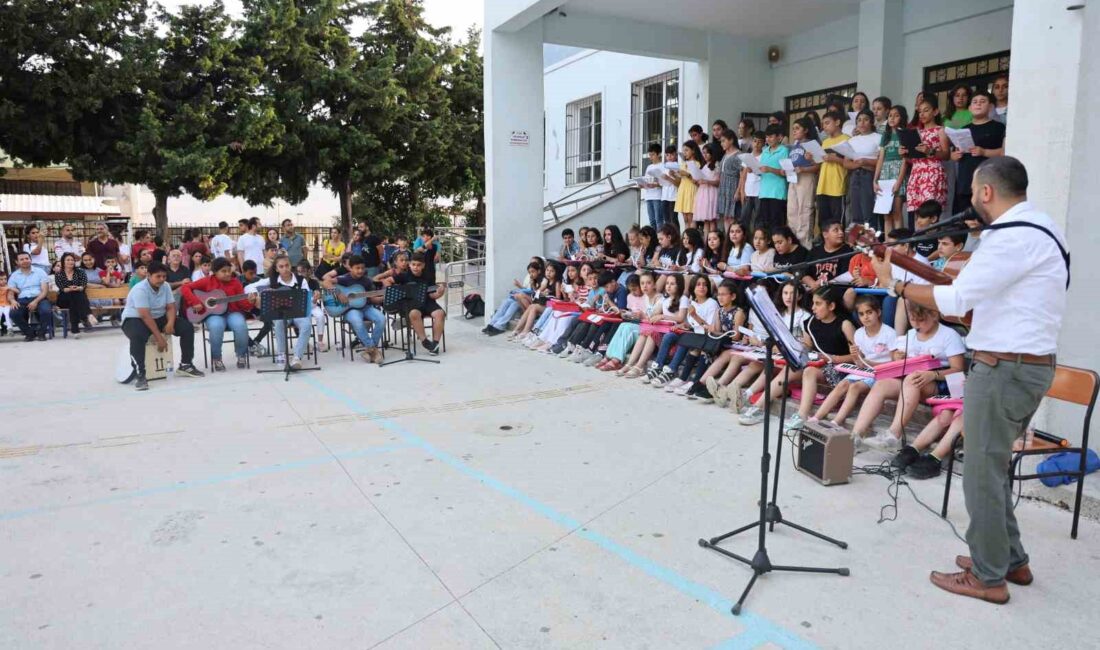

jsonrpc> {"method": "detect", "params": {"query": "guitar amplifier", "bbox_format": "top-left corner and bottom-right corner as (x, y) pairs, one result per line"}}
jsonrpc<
(797, 420), (853, 486)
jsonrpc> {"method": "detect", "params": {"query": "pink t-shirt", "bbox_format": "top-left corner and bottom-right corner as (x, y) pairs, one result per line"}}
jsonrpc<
(626, 293), (646, 312)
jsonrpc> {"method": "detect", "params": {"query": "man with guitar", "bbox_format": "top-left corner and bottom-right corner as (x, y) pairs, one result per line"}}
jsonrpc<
(321, 255), (387, 364)
(181, 258), (253, 372)
(121, 261), (204, 391)
(871, 156), (1067, 605)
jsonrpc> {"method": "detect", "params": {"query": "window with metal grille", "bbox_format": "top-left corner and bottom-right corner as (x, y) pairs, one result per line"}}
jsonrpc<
(923, 50), (1010, 114)
(739, 112), (772, 136)
(629, 70), (679, 176)
(784, 83), (857, 138)
(565, 94), (603, 186)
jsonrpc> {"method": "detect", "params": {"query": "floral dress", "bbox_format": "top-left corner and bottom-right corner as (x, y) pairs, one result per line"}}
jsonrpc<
(906, 126), (947, 212)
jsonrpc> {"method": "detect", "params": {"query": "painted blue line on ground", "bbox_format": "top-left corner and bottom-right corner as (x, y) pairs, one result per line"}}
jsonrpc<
(302, 376), (818, 650)
(0, 441), (409, 521)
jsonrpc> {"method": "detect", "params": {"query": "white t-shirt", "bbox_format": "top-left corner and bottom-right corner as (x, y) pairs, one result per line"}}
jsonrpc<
(662, 295), (689, 317)
(689, 297), (719, 333)
(644, 162), (666, 202)
(750, 308), (808, 339)
(686, 248), (704, 273)
(118, 243), (133, 273)
(237, 233), (266, 268)
(210, 233), (235, 259)
(899, 324), (966, 364)
(854, 324), (897, 364)
(744, 157), (761, 197)
(892, 253), (931, 286)
(191, 268), (208, 282)
(22, 242), (49, 268)
(660, 162), (679, 202)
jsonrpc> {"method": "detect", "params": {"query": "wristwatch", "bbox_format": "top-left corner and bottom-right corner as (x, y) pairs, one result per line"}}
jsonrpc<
(887, 280), (907, 298)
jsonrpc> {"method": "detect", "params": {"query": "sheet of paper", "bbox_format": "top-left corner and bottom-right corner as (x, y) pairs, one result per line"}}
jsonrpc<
(831, 272), (853, 284)
(687, 163), (704, 181)
(779, 158), (798, 183)
(738, 153), (761, 173)
(631, 176), (654, 186)
(801, 139), (827, 162)
(826, 141), (858, 160)
(848, 133), (881, 159)
(873, 179), (896, 214)
(946, 371), (965, 398)
(945, 127), (975, 151)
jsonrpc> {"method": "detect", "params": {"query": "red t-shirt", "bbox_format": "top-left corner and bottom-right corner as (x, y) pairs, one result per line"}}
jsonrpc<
(848, 253), (877, 285)
(180, 275), (251, 314)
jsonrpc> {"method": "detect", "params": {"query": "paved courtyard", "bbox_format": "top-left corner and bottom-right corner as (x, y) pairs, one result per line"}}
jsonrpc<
(1, 320), (1097, 649)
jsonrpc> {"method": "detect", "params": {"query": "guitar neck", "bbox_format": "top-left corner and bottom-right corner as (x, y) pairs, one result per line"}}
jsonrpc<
(208, 293), (250, 306)
(873, 243), (954, 285)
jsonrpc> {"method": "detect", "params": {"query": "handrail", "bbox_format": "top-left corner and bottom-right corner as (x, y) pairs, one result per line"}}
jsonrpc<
(543, 165), (637, 225)
(550, 165), (631, 207)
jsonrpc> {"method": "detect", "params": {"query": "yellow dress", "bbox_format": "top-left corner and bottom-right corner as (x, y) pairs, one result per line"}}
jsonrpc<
(674, 161), (699, 214)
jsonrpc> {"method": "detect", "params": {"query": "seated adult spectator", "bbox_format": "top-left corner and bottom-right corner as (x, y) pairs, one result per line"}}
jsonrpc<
(79, 252), (109, 326)
(54, 253), (92, 338)
(164, 249), (191, 293)
(7, 251), (53, 341)
(180, 258), (252, 372)
(394, 252), (446, 355)
(321, 254), (386, 363)
(121, 261), (204, 390)
(131, 229), (157, 263)
(54, 223), (85, 259)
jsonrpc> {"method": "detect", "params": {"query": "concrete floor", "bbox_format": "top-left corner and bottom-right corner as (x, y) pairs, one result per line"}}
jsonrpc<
(1, 320), (1098, 649)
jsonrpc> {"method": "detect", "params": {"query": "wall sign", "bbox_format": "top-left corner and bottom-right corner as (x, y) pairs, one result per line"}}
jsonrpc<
(509, 130), (529, 147)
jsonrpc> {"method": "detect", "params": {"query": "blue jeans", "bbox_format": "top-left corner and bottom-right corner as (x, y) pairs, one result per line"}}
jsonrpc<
(533, 308), (554, 332)
(646, 200), (663, 230)
(275, 316), (312, 359)
(653, 332), (681, 368)
(206, 312), (249, 360)
(488, 289), (528, 329)
(11, 296), (53, 337)
(346, 305), (386, 348)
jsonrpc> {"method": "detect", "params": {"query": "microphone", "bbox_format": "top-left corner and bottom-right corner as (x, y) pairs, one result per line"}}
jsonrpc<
(916, 207), (976, 234)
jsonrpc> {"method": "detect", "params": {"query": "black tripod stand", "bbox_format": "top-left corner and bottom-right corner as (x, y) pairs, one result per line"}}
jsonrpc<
(256, 288), (322, 381)
(699, 286), (848, 615)
(381, 283), (439, 368)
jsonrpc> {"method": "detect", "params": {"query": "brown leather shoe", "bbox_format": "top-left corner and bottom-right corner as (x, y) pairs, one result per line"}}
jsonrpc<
(930, 569), (1009, 604)
(955, 555), (1034, 585)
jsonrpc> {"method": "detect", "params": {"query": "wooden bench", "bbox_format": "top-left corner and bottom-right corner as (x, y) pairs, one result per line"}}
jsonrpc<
(86, 286), (130, 326)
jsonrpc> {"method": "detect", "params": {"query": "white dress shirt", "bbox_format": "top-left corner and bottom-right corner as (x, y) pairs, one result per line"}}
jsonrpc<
(932, 201), (1067, 355)
(54, 237), (85, 259)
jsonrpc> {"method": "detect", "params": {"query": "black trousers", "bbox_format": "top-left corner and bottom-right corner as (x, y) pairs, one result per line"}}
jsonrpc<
(56, 290), (91, 332)
(569, 320), (619, 351)
(756, 198), (787, 235)
(122, 315), (195, 375)
(816, 195), (845, 231)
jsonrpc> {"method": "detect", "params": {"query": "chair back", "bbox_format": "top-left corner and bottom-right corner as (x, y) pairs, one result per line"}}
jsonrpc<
(1046, 365), (1099, 408)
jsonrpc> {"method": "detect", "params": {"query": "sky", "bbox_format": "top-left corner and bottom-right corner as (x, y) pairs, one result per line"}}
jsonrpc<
(144, 0), (482, 225)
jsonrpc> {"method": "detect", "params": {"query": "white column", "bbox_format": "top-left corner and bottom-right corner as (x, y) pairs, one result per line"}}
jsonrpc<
(856, 0), (904, 100)
(484, 21), (545, 310)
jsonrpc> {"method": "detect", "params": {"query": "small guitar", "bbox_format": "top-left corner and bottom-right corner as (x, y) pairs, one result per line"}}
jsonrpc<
(322, 284), (386, 317)
(186, 289), (252, 324)
(846, 224), (972, 327)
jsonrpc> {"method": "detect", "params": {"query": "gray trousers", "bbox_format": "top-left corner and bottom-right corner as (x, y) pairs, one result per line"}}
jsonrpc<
(962, 358), (1054, 585)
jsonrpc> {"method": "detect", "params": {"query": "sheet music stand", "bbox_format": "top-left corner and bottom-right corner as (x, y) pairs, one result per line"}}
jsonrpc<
(698, 285), (848, 615)
(381, 283), (438, 367)
(256, 287), (321, 381)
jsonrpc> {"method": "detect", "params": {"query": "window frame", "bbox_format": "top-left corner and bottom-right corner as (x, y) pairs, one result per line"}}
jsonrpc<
(565, 94), (604, 187)
(629, 70), (680, 177)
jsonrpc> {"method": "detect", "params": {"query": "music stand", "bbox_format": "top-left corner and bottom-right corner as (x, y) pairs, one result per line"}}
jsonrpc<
(698, 285), (848, 615)
(381, 283), (439, 367)
(256, 288), (321, 381)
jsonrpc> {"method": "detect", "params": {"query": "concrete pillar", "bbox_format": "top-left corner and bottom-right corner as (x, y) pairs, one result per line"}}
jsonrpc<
(484, 21), (545, 310)
(856, 0), (904, 101)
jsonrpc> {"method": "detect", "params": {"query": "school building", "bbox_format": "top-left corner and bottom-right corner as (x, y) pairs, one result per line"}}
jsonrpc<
(484, 0), (1099, 417)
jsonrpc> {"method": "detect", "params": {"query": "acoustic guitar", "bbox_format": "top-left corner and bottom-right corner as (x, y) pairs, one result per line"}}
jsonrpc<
(846, 224), (972, 327)
(185, 289), (252, 324)
(321, 284), (387, 317)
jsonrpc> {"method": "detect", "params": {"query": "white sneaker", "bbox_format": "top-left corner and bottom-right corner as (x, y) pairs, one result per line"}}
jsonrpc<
(665, 378), (686, 393)
(558, 345), (574, 359)
(738, 406), (765, 426)
(572, 349), (592, 363)
(674, 381), (694, 396)
(274, 354), (286, 364)
(784, 413), (805, 430)
(732, 388), (751, 413)
(584, 353), (604, 367)
(852, 433), (865, 454)
(86, 314), (98, 327)
(290, 356), (303, 370)
(866, 431), (901, 451)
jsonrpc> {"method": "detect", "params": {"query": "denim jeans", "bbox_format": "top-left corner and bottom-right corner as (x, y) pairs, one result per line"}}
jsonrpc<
(10, 296), (53, 337)
(275, 316), (312, 359)
(205, 311), (249, 360)
(533, 308), (554, 332)
(346, 305), (386, 348)
(653, 332), (681, 368)
(488, 289), (529, 330)
(646, 200), (663, 230)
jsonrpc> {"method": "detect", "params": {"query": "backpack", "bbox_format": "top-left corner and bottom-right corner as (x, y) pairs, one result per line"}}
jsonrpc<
(462, 293), (485, 319)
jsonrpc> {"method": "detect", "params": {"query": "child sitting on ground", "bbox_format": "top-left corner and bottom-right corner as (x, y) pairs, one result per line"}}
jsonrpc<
(514, 262), (561, 343)
(610, 272), (663, 375)
(726, 281), (809, 414)
(810, 295), (896, 426)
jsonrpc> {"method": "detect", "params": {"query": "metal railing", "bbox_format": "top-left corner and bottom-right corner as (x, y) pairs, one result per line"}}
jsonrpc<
(443, 257), (486, 313)
(543, 165), (635, 225)
(436, 226), (485, 265)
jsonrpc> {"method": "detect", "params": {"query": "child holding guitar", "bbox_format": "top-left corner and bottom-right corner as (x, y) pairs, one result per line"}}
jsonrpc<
(180, 258), (252, 372)
(321, 255), (387, 364)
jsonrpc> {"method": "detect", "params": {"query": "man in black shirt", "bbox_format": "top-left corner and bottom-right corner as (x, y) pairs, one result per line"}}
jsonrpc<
(358, 222), (385, 278)
(164, 249), (191, 291)
(952, 91), (1006, 214)
(394, 252), (446, 355)
(803, 221), (853, 290)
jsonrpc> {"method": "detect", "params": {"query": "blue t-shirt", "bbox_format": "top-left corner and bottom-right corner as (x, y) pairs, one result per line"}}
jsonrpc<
(725, 244), (753, 270)
(757, 144), (790, 200)
(789, 140), (812, 168)
(122, 279), (174, 320)
(8, 267), (48, 299)
(279, 233), (306, 266)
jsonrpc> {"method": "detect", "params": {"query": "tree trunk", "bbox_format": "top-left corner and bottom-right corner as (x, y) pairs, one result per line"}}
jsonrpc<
(338, 177), (353, 240)
(152, 190), (169, 240)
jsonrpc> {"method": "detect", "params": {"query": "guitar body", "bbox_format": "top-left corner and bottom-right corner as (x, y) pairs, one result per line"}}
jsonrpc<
(323, 284), (367, 317)
(186, 289), (230, 324)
